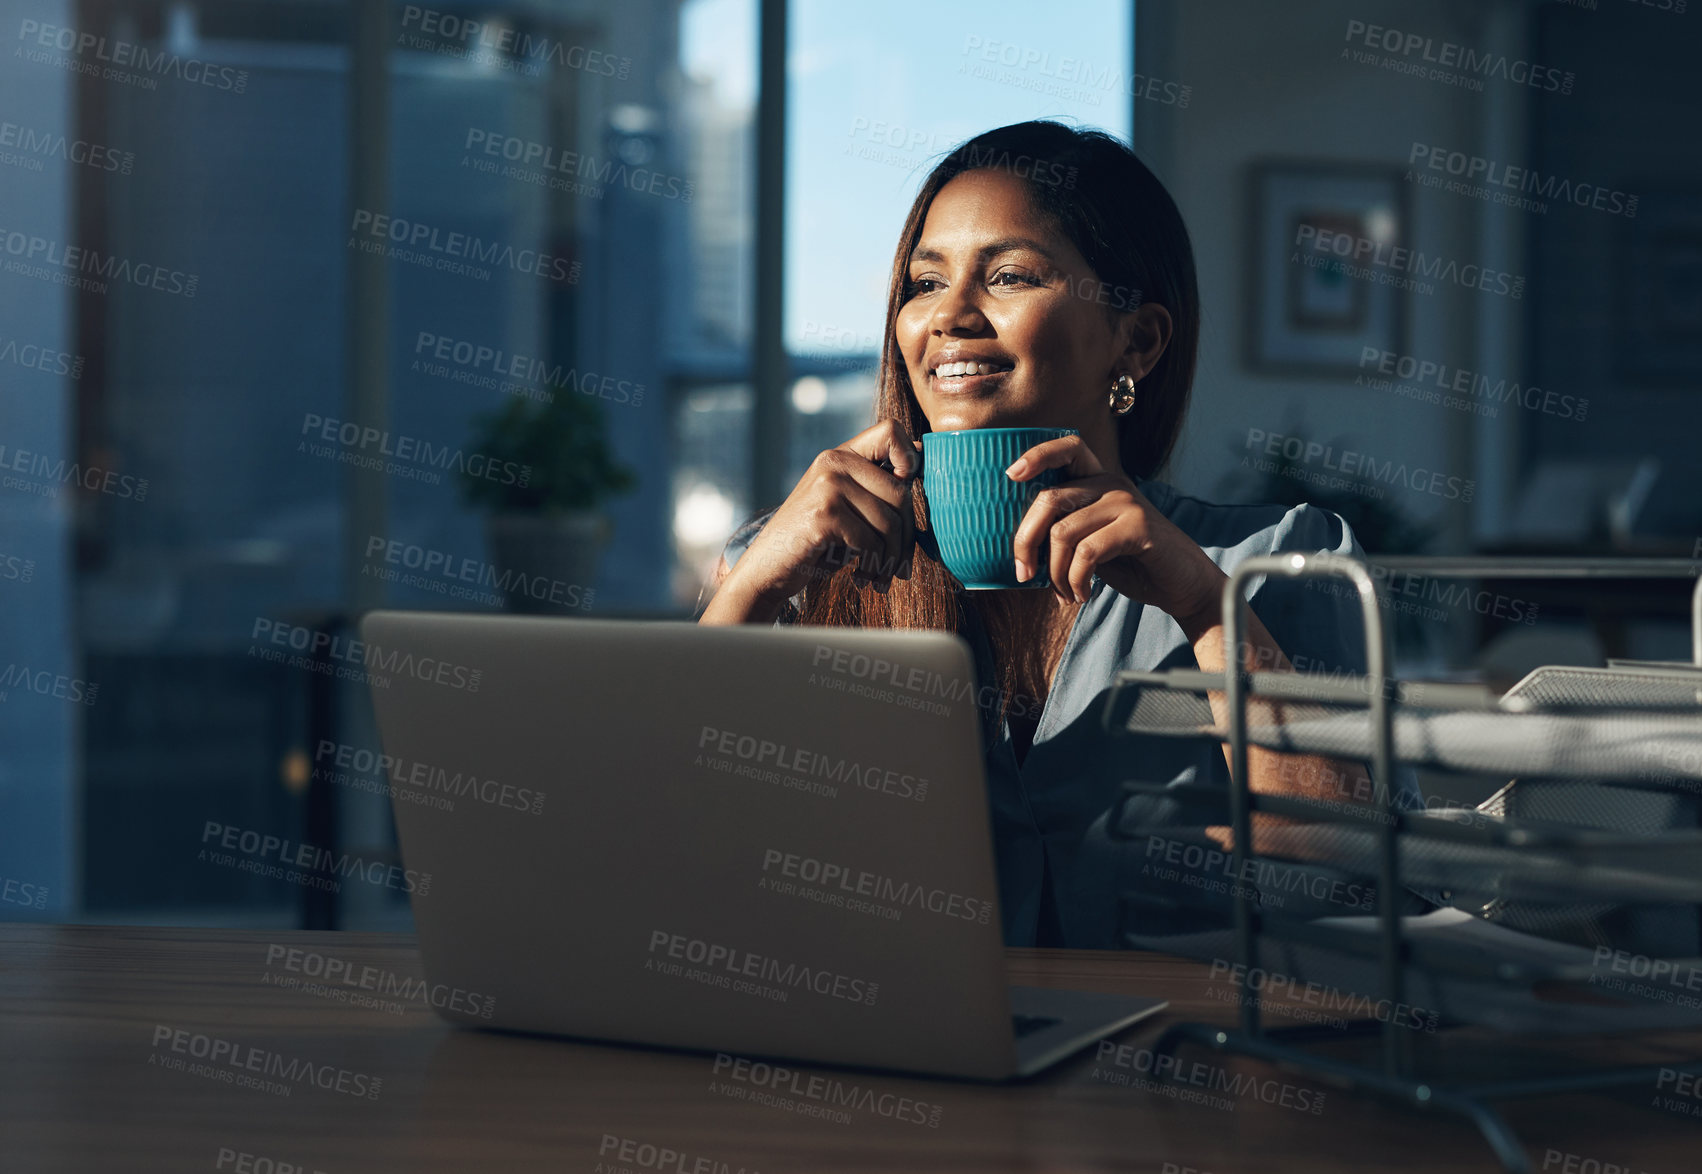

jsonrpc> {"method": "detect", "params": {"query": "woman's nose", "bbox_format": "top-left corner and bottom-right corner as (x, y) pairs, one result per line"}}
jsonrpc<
(931, 280), (988, 334)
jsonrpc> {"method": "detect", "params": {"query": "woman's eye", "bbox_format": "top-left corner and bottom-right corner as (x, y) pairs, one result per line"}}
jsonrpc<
(905, 271), (1040, 299)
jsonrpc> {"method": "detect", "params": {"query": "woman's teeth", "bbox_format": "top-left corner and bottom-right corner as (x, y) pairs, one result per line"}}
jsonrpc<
(934, 361), (1010, 377)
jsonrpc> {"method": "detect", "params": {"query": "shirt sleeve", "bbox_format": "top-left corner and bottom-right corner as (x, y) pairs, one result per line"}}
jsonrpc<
(1248, 501), (1369, 680)
(1082, 501), (1374, 820)
(1069, 502), (1427, 946)
(1243, 503), (1423, 812)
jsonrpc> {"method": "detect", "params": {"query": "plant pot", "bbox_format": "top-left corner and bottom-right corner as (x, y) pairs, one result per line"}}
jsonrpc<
(483, 511), (609, 615)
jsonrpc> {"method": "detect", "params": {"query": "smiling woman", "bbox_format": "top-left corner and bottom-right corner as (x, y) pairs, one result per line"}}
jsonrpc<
(699, 120), (1417, 949)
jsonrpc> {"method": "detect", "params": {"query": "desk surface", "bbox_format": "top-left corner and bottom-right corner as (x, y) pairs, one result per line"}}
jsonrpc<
(2, 924), (1697, 1173)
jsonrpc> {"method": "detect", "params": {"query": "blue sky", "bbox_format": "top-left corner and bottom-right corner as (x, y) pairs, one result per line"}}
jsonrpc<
(683, 0), (1132, 353)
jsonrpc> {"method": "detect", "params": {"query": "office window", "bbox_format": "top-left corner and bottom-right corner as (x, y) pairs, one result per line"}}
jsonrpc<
(10, 0), (753, 928)
(0, 0), (1134, 928)
(783, 0), (1133, 487)
(669, 0), (758, 607)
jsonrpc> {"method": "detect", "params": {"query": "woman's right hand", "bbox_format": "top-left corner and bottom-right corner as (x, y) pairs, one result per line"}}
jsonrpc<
(701, 419), (922, 624)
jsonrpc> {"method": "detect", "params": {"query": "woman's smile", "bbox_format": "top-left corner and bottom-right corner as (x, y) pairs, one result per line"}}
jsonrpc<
(926, 345), (1016, 406)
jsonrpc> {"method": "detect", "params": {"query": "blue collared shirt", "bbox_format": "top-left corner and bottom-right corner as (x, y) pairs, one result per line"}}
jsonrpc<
(720, 476), (1400, 949)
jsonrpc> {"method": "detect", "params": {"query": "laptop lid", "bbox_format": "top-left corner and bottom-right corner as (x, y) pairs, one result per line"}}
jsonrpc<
(359, 612), (1020, 1079)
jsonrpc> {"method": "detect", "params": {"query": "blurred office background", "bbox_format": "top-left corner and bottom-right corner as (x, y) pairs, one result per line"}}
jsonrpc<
(2, 0), (1699, 929)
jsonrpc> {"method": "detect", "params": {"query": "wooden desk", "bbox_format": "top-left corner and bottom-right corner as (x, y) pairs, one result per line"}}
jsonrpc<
(2, 925), (1696, 1173)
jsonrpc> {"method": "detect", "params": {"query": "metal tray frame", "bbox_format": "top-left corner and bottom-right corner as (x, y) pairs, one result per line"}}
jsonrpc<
(1105, 555), (1702, 1174)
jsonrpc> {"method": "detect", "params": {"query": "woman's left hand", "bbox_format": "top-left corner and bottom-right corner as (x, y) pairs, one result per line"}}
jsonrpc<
(1007, 433), (1227, 629)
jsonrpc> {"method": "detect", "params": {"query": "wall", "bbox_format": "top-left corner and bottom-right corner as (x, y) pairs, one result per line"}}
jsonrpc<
(1141, 0), (1533, 551)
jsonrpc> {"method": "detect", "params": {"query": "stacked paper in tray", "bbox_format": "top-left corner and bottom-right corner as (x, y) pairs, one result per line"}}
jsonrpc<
(1110, 660), (1702, 1032)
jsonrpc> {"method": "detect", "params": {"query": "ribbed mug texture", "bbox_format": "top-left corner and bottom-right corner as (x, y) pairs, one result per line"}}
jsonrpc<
(921, 428), (1078, 590)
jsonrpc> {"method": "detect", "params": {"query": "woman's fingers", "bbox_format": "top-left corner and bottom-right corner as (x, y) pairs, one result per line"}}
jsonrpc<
(831, 476), (912, 585)
(807, 448), (910, 514)
(827, 424), (919, 518)
(840, 418), (921, 482)
(1005, 436), (1114, 594)
(1046, 496), (1130, 604)
(805, 452), (916, 583)
(1051, 493), (1146, 604)
(736, 420), (923, 603)
(830, 421), (920, 586)
(808, 497), (889, 586)
(1004, 433), (1103, 482)
(1011, 485), (1097, 587)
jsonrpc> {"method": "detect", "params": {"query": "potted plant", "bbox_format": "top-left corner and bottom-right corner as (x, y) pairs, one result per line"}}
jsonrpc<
(458, 393), (636, 614)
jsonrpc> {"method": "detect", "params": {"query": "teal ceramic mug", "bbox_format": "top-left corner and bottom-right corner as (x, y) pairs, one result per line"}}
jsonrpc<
(918, 427), (1078, 590)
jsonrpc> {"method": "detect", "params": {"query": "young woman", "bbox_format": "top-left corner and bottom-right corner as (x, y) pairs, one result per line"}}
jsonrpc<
(699, 120), (1394, 949)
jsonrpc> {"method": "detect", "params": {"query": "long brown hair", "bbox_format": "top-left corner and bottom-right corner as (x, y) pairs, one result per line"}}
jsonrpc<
(791, 121), (1200, 726)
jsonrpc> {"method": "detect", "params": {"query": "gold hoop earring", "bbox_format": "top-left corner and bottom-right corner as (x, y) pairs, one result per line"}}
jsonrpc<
(1108, 373), (1137, 416)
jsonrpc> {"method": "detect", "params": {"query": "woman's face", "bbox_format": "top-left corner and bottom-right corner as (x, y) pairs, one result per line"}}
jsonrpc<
(895, 168), (1145, 453)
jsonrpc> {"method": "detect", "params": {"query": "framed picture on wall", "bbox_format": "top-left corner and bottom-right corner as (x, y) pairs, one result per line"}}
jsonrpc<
(1245, 160), (1409, 377)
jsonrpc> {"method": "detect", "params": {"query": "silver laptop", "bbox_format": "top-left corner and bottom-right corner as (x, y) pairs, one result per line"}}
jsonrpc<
(358, 612), (1166, 1080)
